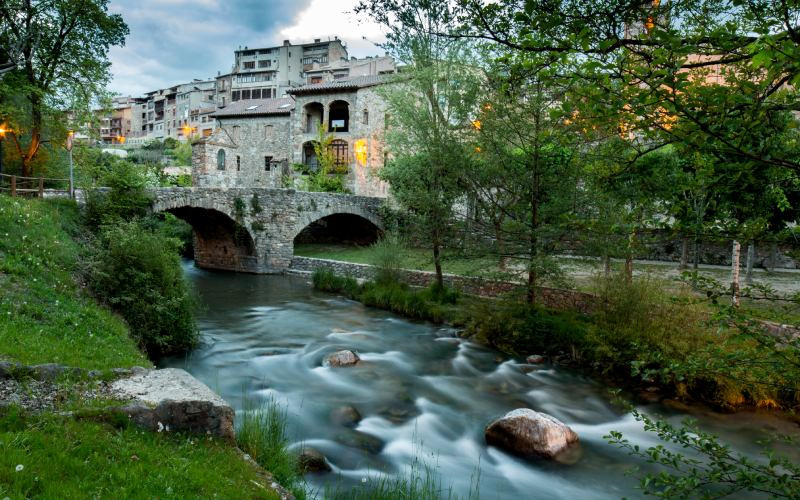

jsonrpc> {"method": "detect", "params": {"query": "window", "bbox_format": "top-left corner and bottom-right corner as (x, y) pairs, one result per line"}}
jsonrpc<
(301, 55), (328, 65)
(232, 91), (240, 102)
(310, 76), (322, 84)
(236, 155), (241, 171)
(252, 89), (261, 99)
(241, 89), (251, 100)
(363, 110), (369, 125)
(243, 61), (255, 69)
(217, 149), (225, 170)
(329, 139), (349, 168)
(258, 60), (271, 68)
(259, 49), (271, 55)
(232, 125), (241, 141)
(264, 125), (273, 138)
(264, 156), (272, 171)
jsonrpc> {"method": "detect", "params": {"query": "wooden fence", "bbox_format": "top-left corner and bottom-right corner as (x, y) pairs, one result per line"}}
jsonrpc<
(0, 173), (72, 198)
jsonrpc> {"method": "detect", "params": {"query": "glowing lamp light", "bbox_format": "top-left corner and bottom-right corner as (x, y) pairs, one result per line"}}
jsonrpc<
(354, 139), (368, 167)
(182, 125), (197, 137)
(471, 120), (482, 130)
(116, 135), (126, 144)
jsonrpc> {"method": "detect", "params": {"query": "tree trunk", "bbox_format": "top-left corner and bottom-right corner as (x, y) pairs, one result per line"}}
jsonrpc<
(745, 241), (755, 284)
(679, 235), (689, 270)
(432, 240), (444, 289)
(731, 240), (741, 308)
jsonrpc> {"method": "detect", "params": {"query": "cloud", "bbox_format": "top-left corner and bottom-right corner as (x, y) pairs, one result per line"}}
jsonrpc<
(108, 0), (315, 96)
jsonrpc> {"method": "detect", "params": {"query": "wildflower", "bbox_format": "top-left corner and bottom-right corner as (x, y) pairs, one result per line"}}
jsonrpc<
(157, 421), (164, 432)
(15, 464), (24, 472)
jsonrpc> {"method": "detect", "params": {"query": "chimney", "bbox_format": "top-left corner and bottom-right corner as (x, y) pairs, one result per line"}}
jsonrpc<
(283, 39), (290, 46)
(314, 38), (320, 43)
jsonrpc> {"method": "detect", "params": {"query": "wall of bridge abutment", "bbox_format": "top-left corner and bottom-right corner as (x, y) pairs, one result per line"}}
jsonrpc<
(148, 187), (385, 274)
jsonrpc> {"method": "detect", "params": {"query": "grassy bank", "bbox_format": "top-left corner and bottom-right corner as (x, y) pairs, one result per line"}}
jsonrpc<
(0, 409), (278, 499)
(0, 196), (286, 497)
(0, 196), (148, 369)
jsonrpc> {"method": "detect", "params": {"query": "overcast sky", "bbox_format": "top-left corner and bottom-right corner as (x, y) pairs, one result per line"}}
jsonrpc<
(107, 0), (387, 97)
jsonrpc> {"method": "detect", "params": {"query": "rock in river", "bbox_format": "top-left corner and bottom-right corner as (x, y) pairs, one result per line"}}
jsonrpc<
(324, 350), (360, 367)
(298, 448), (332, 473)
(485, 408), (579, 460)
(331, 405), (362, 427)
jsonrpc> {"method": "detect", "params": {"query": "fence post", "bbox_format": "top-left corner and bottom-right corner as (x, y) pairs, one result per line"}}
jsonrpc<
(10, 175), (15, 197)
(38, 177), (44, 197)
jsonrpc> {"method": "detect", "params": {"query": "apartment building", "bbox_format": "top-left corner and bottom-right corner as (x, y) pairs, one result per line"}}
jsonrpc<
(99, 96), (144, 144)
(303, 55), (396, 84)
(214, 38), (349, 108)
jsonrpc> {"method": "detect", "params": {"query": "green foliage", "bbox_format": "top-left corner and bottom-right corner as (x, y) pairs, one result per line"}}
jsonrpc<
(237, 399), (306, 499)
(607, 410), (800, 499)
(89, 221), (197, 358)
(466, 299), (589, 357)
(83, 158), (152, 230)
(0, 411), (278, 499)
(166, 140), (192, 165)
(369, 232), (406, 284)
(0, 197), (149, 369)
(312, 269), (360, 298)
(250, 193), (263, 216)
(293, 127), (348, 193)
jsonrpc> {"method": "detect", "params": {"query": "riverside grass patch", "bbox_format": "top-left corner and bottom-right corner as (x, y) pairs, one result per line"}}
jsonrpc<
(0, 408), (278, 499)
(0, 197), (148, 369)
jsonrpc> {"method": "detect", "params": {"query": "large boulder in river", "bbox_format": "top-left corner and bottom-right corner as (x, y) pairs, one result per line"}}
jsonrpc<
(324, 350), (360, 367)
(485, 408), (579, 460)
(331, 405), (362, 427)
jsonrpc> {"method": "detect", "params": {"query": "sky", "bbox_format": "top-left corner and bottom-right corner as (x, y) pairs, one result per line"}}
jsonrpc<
(107, 0), (388, 97)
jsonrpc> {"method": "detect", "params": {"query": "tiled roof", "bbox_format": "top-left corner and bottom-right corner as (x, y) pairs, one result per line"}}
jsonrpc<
(288, 75), (389, 94)
(212, 97), (295, 118)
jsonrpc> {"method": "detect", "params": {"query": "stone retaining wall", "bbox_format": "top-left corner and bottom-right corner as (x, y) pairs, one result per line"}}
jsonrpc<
(290, 256), (597, 314)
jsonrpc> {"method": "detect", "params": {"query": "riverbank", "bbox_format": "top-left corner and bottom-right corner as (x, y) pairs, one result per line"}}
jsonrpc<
(0, 196), (286, 498)
(302, 261), (800, 415)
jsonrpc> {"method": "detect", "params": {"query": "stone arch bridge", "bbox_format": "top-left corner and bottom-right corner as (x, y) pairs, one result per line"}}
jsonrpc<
(150, 187), (385, 273)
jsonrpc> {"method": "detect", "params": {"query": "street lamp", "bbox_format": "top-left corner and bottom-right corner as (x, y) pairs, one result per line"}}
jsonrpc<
(181, 125), (197, 138)
(0, 124), (6, 179)
(66, 130), (74, 198)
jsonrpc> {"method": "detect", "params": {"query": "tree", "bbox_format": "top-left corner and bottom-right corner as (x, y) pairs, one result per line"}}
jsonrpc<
(358, 0), (480, 288)
(467, 54), (581, 302)
(0, 0), (127, 176)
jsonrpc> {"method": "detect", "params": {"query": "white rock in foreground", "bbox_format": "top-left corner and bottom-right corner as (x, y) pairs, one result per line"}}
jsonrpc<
(485, 408), (579, 460)
(111, 368), (234, 440)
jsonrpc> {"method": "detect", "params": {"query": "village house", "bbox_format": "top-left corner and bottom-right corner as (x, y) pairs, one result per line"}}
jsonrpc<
(192, 75), (392, 197)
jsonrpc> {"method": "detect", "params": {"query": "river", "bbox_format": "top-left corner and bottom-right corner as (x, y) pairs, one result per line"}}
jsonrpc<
(161, 262), (799, 499)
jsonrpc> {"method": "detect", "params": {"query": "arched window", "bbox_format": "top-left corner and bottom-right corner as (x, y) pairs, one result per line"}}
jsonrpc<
(217, 149), (226, 170)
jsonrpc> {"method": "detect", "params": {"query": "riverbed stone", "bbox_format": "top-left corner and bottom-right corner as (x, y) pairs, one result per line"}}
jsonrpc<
(485, 408), (579, 460)
(298, 448), (332, 473)
(324, 350), (360, 367)
(336, 430), (384, 454)
(331, 405), (362, 427)
(526, 355), (546, 364)
(110, 368), (234, 441)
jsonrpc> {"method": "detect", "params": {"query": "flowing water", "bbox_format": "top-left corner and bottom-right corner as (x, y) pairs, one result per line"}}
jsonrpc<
(162, 263), (799, 499)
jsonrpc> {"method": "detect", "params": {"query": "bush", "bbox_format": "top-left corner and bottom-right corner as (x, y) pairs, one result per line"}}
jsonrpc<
(83, 159), (152, 230)
(368, 232), (405, 284)
(89, 221), (197, 357)
(312, 268), (360, 297)
(466, 299), (589, 357)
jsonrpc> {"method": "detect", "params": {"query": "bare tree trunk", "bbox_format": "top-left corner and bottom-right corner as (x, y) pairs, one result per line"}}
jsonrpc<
(731, 240), (741, 308)
(745, 241), (755, 284)
(679, 235), (689, 270)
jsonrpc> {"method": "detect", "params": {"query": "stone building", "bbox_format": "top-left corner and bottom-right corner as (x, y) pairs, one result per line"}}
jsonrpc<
(192, 75), (391, 197)
(192, 97), (294, 188)
(288, 75), (391, 198)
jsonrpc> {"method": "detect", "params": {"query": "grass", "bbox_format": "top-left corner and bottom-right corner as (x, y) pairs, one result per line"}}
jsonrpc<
(237, 398), (306, 499)
(0, 196), (149, 369)
(0, 408), (278, 499)
(295, 243), (503, 278)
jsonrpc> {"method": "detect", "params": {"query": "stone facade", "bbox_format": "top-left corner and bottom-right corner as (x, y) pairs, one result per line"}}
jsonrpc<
(290, 82), (390, 198)
(192, 113), (292, 188)
(289, 256), (598, 314)
(150, 187), (384, 274)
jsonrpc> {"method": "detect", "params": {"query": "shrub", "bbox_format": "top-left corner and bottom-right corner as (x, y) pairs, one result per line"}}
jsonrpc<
(312, 268), (360, 297)
(368, 232), (405, 284)
(89, 221), (197, 357)
(83, 159), (152, 230)
(466, 299), (589, 357)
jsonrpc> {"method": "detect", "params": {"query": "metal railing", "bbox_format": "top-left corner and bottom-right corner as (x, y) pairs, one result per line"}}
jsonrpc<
(0, 173), (72, 198)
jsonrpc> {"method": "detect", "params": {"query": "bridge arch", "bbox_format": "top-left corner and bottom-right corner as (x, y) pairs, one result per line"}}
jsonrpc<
(292, 207), (383, 248)
(152, 197), (258, 273)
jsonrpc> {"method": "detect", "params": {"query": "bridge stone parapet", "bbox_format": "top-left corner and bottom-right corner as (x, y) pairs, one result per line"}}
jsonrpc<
(149, 187), (385, 274)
